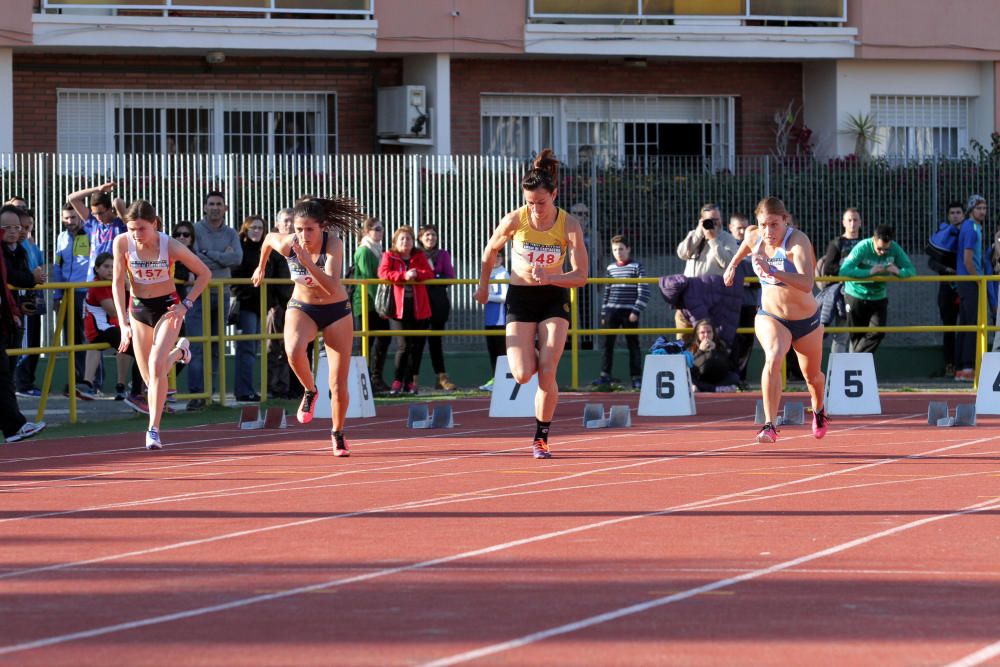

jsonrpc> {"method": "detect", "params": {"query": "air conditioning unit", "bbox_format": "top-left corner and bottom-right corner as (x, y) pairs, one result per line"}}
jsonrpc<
(377, 85), (428, 138)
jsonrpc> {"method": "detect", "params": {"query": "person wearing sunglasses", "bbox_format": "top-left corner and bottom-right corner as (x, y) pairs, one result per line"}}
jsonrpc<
(351, 217), (391, 394)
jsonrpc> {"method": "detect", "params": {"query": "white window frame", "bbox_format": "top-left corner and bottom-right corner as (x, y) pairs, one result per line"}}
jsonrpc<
(871, 95), (971, 160)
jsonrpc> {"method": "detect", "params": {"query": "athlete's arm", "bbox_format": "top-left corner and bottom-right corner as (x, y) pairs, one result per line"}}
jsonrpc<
(474, 212), (517, 305)
(111, 235), (131, 352)
(296, 233), (339, 296)
(169, 238), (212, 306)
(252, 232), (290, 287)
(776, 231), (818, 294)
(536, 215), (588, 288)
(722, 227), (758, 287)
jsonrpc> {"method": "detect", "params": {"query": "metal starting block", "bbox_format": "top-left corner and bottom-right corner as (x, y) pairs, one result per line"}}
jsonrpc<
(582, 403), (632, 429)
(754, 400), (805, 426)
(407, 404), (454, 429)
(238, 406), (287, 430)
(933, 402), (976, 427)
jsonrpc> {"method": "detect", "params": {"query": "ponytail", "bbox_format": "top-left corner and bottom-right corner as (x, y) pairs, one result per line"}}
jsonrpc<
(292, 196), (365, 235)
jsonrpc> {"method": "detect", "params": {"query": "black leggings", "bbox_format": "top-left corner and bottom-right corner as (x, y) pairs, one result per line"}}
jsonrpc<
(389, 297), (429, 383)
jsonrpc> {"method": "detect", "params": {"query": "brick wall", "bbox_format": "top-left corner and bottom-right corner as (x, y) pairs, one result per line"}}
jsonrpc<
(451, 59), (803, 155)
(13, 54), (403, 154)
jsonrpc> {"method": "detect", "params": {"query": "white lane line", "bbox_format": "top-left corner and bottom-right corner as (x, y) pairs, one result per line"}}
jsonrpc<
(423, 494), (1000, 667)
(0, 428), (992, 655)
(945, 641), (1000, 667)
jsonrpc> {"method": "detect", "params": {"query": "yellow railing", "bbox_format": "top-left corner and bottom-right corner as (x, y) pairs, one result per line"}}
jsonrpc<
(6, 274), (995, 423)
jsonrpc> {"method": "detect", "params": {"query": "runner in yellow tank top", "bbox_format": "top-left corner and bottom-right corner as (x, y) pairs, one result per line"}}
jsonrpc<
(475, 149), (589, 459)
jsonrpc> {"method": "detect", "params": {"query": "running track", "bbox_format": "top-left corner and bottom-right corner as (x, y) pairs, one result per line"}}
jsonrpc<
(2, 393), (1000, 666)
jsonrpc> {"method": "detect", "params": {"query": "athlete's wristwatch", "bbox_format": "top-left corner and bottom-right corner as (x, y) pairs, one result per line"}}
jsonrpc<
(181, 297), (194, 311)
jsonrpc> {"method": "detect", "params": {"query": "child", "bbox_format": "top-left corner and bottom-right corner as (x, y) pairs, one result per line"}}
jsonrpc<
(480, 247), (509, 391)
(593, 235), (649, 389)
(688, 318), (740, 393)
(80, 252), (143, 409)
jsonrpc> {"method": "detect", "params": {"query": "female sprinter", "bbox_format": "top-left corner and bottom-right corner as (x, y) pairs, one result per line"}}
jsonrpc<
(723, 196), (829, 443)
(113, 200), (210, 450)
(252, 196), (364, 457)
(474, 149), (588, 459)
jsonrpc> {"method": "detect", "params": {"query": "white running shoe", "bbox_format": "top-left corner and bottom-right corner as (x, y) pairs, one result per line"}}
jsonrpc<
(173, 337), (192, 366)
(6, 421), (46, 443)
(145, 428), (163, 450)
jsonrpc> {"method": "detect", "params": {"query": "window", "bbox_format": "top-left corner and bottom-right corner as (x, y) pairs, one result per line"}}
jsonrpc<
(58, 90), (336, 155)
(871, 95), (971, 160)
(481, 115), (553, 158)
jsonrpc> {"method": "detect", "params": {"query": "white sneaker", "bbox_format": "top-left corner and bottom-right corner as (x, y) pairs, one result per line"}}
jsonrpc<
(173, 337), (192, 365)
(145, 428), (163, 450)
(478, 379), (494, 392)
(6, 421), (46, 443)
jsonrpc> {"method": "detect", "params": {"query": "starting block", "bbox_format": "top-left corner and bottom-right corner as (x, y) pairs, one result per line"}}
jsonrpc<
(932, 402), (976, 427)
(408, 404), (454, 429)
(754, 400), (805, 426)
(238, 406), (287, 430)
(582, 403), (632, 429)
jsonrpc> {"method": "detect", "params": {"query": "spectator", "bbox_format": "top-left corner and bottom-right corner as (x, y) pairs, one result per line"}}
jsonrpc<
(838, 224), (916, 355)
(0, 209), (45, 444)
(674, 202), (739, 341)
(14, 208), (47, 397)
(79, 252), (139, 403)
(657, 270), (746, 351)
(266, 208), (296, 399)
(414, 224), (457, 391)
(378, 225), (433, 395)
(927, 201), (965, 374)
(479, 247), (509, 392)
(67, 182), (127, 280)
(52, 203), (91, 386)
(162, 221), (196, 404)
(186, 191), (242, 410)
(954, 195), (988, 382)
(351, 217), (391, 394)
(231, 216), (265, 402)
(1, 206), (38, 376)
(816, 208), (864, 356)
(593, 235), (649, 390)
(689, 318), (740, 393)
(727, 213), (757, 387)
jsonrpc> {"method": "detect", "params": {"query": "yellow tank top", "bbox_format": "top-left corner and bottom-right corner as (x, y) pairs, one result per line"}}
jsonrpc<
(511, 206), (568, 272)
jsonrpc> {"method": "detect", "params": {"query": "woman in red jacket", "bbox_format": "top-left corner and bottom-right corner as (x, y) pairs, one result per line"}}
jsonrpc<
(378, 225), (434, 395)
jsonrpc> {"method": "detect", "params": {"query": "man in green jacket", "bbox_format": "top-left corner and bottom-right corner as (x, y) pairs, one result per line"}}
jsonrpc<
(838, 224), (916, 354)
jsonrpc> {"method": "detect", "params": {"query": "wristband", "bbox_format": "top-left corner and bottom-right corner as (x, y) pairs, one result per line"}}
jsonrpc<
(181, 297), (194, 310)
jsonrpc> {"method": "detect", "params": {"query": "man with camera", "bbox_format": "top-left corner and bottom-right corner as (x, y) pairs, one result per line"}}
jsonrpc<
(674, 203), (739, 340)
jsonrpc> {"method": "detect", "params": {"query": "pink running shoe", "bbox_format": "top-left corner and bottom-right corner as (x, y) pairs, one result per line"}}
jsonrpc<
(297, 390), (318, 424)
(755, 422), (778, 444)
(332, 432), (350, 457)
(812, 408), (830, 439)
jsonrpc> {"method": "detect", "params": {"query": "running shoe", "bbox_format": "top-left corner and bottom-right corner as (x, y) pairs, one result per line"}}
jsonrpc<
(15, 388), (41, 398)
(332, 433), (350, 457)
(76, 381), (98, 401)
(631, 377), (642, 390)
(755, 422), (779, 444)
(591, 373), (612, 387)
(954, 368), (975, 382)
(6, 421), (46, 443)
(478, 378), (494, 392)
(532, 438), (552, 459)
(173, 337), (192, 365)
(166, 389), (177, 404)
(115, 384), (128, 401)
(297, 390), (318, 424)
(812, 408), (830, 439)
(389, 380), (403, 396)
(145, 427), (162, 450)
(405, 382), (418, 395)
(125, 395), (150, 415)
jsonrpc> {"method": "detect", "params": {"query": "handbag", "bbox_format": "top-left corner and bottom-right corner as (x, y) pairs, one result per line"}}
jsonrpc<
(226, 297), (241, 326)
(374, 282), (394, 319)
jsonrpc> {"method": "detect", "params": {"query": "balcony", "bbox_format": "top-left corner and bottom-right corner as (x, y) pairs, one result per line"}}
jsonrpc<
(39, 0), (374, 19)
(528, 0), (845, 25)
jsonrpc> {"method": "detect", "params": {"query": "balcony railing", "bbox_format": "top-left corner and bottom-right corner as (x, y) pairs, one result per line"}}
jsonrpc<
(528, 0), (846, 24)
(40, 0), (374, 18)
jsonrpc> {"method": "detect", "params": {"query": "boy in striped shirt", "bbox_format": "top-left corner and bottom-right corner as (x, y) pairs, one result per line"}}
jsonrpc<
(594, 235), (649, 389)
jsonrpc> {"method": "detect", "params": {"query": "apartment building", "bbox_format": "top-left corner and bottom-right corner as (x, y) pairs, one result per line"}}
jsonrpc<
(0, 0), (997, 163)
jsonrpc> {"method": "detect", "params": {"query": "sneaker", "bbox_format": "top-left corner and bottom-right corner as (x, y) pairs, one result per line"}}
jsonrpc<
(297, 390), (318, 424)
(332, 433), (350, 457)
(76, 381), (98, 401)
(631, 377), (642, 390)
(173, 337), (192, 365)
(15, 388), (41, 399)
(125, 395), (150, 415)
(235, 393), (261, 403)
(145, 427), (162, 450)
(115, 384), (127, 401)
(812, 408), (830, 439)
(5, 421), (46, 443)
(166, 389), (177, 404)
(478, 378), (495, 392)
(954, 368), (975, 382)
(755, 422), (779, 444)
(405, 383), (418, 395)
(186, 398), (206, 412)
(532, 438), (552, 459)
(591, 373), (612, 387)
(714, 384), (738, 393)
(389, 380), (403, 396)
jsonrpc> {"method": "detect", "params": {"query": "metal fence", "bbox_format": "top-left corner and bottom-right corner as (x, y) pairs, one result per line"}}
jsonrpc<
(4, 153), (1000, 350)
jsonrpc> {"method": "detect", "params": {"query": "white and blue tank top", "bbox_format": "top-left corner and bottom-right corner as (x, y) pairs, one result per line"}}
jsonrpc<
(752, 227), (797, 289)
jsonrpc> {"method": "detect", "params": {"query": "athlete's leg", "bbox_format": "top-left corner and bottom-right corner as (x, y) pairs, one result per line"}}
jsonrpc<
(535, 317), (569, 422)
(131, 322), (154, 389)
(284, 308), (320, 393)
(505, 321), (539, 385)
(321, 314), (353, 434)
(146, 314), (185, 431)
(791, 324), (826, 413)
(755, 313), (791, 424)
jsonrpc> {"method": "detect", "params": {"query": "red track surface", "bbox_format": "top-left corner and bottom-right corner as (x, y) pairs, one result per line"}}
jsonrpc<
(2, 393), (1000, 666)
